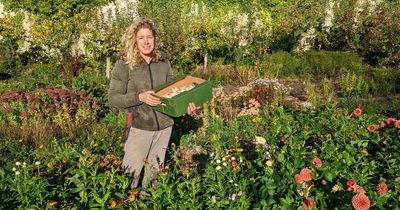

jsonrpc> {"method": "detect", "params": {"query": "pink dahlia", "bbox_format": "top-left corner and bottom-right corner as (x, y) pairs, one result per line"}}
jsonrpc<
(367, 124), (378, 132)
(386, 117), (396, 125)
(353, 108), (362, 116)
(352, 193), (370, 210)
(376, 182), (388, 195)
(395, 120), (400, 129)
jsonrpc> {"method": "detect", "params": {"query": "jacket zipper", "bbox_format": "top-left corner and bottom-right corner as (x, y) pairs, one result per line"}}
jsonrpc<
(147, 62), (160, 130)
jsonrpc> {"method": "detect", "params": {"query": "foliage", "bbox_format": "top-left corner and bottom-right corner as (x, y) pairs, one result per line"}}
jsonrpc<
(0, 87), (102, 145)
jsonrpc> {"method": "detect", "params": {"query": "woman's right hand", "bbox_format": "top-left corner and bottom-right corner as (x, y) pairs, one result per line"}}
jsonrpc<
(139, 91), (161, 106)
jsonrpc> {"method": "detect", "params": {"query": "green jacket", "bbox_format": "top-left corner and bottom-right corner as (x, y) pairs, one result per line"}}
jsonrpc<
(108, 56), (174, 131)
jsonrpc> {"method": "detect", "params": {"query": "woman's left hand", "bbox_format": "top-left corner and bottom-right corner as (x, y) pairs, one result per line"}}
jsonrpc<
(187, 102), (201, 115)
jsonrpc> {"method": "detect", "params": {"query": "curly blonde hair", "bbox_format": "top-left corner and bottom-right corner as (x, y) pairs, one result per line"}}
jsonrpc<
(120, 18), (160, 68)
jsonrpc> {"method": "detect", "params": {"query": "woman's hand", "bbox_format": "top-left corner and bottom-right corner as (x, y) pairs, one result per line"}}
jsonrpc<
(139, 91), (161, 106)
(187, 102), (201, 115)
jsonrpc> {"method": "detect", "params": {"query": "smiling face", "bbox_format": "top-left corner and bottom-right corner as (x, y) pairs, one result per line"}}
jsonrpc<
(136, 28), (155, 62)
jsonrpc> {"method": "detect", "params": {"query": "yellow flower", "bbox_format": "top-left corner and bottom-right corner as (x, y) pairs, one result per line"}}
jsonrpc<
(266, 160), (273, 167)
(252, 117), (262, 123)
(110, 200), (117, 208)
(312, 149), (317, 154)
(129, 190), (139, 202)
(331, 184), (343, 192)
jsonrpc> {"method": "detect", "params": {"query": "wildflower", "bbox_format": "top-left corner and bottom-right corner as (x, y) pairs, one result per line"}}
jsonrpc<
(386, 117), (396, 125)
(22, 162), (26, 167)
(229, 179), (234, 183)
(361, 150), (369, 156)
(222, 162), (227, 167)
(235, 148), (244, 152)
(347, 179), (356, 188)
(353, 108), (362, 116)
(294, 174), (303, 184)
(302, 201), (309, 210)
(312, 157), (323, 168)
(321, 179), (327, 185)
(48, 201), (58, 207)
(395, 120), (400, 129)
(300, 168), (312, 182)
(376, 182), (388, 195)
(110, 200), (117, 209)
(230, 193), (236, 201)
(15, 162), (21, 166)
(216, 166), (221, 171)
(231, 156), (236, 161)
(353, 184), (366, 194)
(15, 171), (20, 176)
(380, 121), (387, 128)
(280, 136), (287, 144)
(351, 193), (370, 210)
(367, 124), (378, 132)
(211, 196), (216, 203)
(311, 149), (317, 154)
(12, 167), (17, 172)
(331, 184), (343, 192)
(35, 161), (41, 166)
(255, 136), (266, 145)
(307, 199), (315, 208)
(216, 159), (221, 164)
(129, 190), (139, 202)
(266, 160), (273, 167)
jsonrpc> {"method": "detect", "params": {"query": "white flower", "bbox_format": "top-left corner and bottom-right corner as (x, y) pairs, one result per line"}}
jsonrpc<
(229, 179), (234, 183)
(15, 171), (20, 176)
(238, 191), (243, 196)
(255, 136), (266, 145)
(210, 152), (215, 157)
(35, 161), (40, 166)
(222, 162), (227, 167)
(234, 183), (238, 187)
(216, 159), (221, 164)
(239, 159), (243, 163)
(12, 167), (17, 172)
(211, 196), (216, 203)
(231, 194), (236, 201)
(231, 156), (236, 161)
(15, 162), (21, 166)
(22, 162), (27, 167)
(216, 166), (222, 171)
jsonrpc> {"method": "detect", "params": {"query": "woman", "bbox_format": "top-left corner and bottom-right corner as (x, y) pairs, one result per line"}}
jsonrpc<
(108, 18), (198, 189)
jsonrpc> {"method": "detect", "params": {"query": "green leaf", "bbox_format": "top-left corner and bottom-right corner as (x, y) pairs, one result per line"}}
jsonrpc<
(324, 171), (335, 182)
(277, 153), (285, 163)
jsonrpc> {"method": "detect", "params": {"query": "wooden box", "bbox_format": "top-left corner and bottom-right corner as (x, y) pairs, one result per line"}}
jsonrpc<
(152, 75), (212, 117)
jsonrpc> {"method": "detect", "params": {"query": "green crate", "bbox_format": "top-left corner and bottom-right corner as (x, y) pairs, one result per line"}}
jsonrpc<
(152, 75), (212, 117)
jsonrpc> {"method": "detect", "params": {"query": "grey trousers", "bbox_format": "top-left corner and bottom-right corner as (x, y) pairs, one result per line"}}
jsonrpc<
(122, 126), (172, 189)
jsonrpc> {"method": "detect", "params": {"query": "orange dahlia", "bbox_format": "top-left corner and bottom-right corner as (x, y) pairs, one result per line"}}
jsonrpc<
(312, 157), (323, 168)
(351, 193), (370, 210)
(294, 174), (303, 184)
(300, 168), (312, 182)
